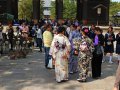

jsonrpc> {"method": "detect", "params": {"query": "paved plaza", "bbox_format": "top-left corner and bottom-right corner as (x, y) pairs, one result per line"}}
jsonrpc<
(0, 49), (118, 90)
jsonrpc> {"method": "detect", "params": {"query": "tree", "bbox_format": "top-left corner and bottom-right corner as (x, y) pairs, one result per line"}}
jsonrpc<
(110, 1), (120, 17)
(109, 1), (120, 25)
(18, 0), (32, 20)
(51, 1), (56, 19)
(18, 0), (44, 20)
(50, 0), (77, 19)
(63, 0), (76, 19)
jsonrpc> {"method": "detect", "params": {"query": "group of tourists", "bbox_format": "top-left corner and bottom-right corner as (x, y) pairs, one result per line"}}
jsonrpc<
(41, 20), (120, 84)
(0, 19), (120, 89)
(0, 21), (44, 55)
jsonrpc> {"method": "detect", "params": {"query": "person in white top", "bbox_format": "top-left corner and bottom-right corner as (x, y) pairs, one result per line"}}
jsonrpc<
(36, 25), (43, 52)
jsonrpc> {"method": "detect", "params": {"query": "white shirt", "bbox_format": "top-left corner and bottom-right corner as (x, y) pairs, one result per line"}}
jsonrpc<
(37, 29), (42, 39)
(66, 27), (71, 36)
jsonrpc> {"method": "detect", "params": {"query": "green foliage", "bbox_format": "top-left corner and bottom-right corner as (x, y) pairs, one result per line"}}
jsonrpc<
(18, 0), (32, 20)
(51, 1), (56, 19)
(50, 0), (77, 19)
(63, 0), (76, 19)
(18, 0), (44, 20)
(110, 1), (120, 17)
(18, 0), (120, 20)
(109, 1), (120, 24)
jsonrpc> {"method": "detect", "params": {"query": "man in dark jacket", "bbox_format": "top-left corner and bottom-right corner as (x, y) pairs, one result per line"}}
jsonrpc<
(0, 22), (3, 54)
(7, 24), (14, 50)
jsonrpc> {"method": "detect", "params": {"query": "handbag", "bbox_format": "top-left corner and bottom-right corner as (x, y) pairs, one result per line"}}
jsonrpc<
(94, 45), (103, 55)
(47, 58), (53, 68)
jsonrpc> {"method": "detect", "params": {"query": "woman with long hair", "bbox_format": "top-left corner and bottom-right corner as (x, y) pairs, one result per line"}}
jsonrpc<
(92, 27), (104, 79)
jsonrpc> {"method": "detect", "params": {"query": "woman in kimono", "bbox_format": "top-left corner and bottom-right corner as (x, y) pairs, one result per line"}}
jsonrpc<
(69, 25), (82, 74)
(73, 28), (94, 82)
(49, 26), (71, 83)
(104, 26), (115, 63)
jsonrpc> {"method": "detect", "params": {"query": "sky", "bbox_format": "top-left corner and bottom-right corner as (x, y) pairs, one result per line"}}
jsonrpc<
(112, 0), (120, 2)
(51, 0), (120, 2)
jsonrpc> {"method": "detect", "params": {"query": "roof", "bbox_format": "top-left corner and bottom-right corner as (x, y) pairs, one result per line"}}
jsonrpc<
(93, 4), (107, 9)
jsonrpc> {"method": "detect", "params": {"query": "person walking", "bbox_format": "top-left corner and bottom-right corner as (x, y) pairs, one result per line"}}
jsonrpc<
(43, 24), (53, 69)
(49, 26), (71, 83)
(116, 31), (120, 64)
(92, 27), (104, 79)
(104, 26), (115, 63)
(7, 24), (14, 50)
(36, 24), (43, 52)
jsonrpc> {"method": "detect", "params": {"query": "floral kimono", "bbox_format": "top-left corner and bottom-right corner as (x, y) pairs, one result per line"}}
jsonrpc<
(73, 36), (94, 81)
(49, 34), (71, 82)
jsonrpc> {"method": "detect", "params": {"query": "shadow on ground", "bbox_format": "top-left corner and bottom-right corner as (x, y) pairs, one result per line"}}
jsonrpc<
(0, 51), (118, 90)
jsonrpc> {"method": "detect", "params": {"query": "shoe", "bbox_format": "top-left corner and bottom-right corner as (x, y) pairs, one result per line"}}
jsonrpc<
(77, 78), (81, 81)
(69, 72), (73, 74)
(102, 60), (105, 63)
(46, 67), (52, 69)
(77, 78), (86, 82)
(109, 61), (113, 64)
(56, 81), (61, 83)
(45, 66), (51, 69)
(64, 79), (69, 81)
(62, 79), (69, 82)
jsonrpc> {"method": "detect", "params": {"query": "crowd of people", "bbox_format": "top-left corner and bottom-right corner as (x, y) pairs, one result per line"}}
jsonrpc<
(40, 20), (120, 84)
(0, 19), (120, 89)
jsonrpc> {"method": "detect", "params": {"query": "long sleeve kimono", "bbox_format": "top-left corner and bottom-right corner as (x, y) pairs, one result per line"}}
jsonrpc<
(69, 30), (82, 73)
(49, 34), (71, 82)
(73, 36), (94, 81)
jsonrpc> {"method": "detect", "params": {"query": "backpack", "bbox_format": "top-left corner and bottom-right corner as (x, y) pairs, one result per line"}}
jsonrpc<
(79, 40), (89, 52)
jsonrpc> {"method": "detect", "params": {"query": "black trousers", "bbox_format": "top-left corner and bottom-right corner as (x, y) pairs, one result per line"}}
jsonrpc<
(37, 38), (42, 51)
(9, 39), (13, 50)
(92, 54), (103, 78)
(0, 39), (3, 54)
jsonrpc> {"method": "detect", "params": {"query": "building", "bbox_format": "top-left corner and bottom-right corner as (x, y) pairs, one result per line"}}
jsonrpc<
(0, 0), (18, 20)
(43, 0), (51, 18)
(0, 0), (110, 25)
(86, 0), (110, 25)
